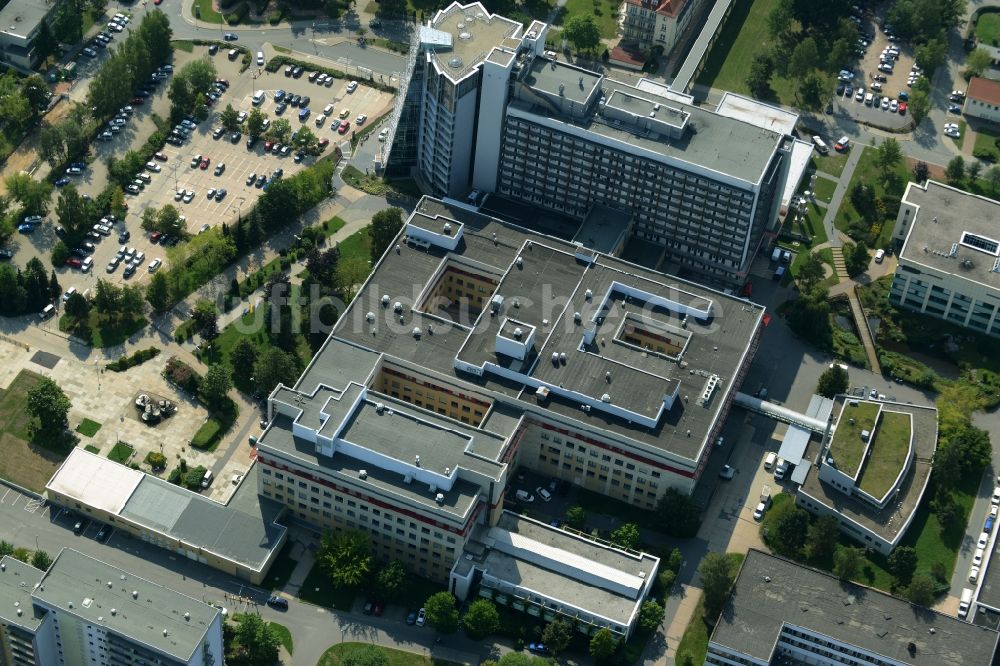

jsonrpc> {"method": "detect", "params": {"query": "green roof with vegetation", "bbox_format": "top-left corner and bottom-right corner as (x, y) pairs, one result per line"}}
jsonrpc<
(830, 401), (880, 478)
(857, 411), (912, 499)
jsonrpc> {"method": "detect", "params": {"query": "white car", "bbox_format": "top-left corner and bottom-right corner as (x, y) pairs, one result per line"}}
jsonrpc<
(174, 189), (184, 201)
(944, 123), (959, 131)
(970, 566), (981, 583)
(535, 487), (552, 502)
(889, 99), (898, 112)
(979, 532), (990, 549)
(945, 129), (961, 139)
(416, 608), (426, 627)
(355, 114), (368, 125)
(991, 486), (1000, 505)
(753, 502), (766, 521)
(763, 452), (777, 470)
(346, 80), (358, 93)
(145, 161), (161, 172)
(256, 51), (264, 66)
(975, 548), (985, 567)
(182, 190), (195, 203)
(148, 258), (162, 272)
(515, 489), (534, 503)
(62, 286), (77, 302)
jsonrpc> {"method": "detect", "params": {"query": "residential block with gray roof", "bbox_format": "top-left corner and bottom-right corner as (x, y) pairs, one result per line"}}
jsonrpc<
(0, 549), (223, 666)
(390, 1), (800, 287)
(708, 549), (999, 666)
(889, 180), (1000, 338)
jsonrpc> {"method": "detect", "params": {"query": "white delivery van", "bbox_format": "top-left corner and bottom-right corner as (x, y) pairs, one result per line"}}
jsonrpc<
(959, 588), (974, 618)
(811, 135), (829, 154)
(252, 90), (265, 105)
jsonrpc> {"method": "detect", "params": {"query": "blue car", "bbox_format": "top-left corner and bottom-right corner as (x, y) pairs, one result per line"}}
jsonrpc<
(528, 643), (549, 655)
(987, 516), (995, 533)
(17, 223), (35, 233)
(298, 107), (310, 121)
(54, 177), (71, 187)
(274, 89), (285, 102)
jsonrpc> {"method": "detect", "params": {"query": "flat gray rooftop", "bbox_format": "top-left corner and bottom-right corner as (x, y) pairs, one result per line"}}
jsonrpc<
(798, 399), (937, 542)
(899, 180), (1000, 290)
(119, 473), (286, 571)
(572, 205), (630, 254)
(523, 57), (602, 106)
(426, 1), (521, 82)
(0, 556), (44, 632)
(978, 543), (1000, 613)
(35, 549), (220, 662)
(0, 0), (50, 40)
(711, 550), (998, 665)
(261, 413), (484, 521)
(512, 74), (783, 185)
(326, 196), (764, 462)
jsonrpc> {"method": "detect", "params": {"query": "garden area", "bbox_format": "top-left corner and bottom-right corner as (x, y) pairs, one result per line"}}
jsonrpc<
(59, 308), (148, 348)
(318, 643), (458, 666)
(0, 370), (77, 493)
(674, 553), (744, 666)
(973, 124), (1000, 163)
(974, 8), (1000, 47)
(833, 144), (910, 249)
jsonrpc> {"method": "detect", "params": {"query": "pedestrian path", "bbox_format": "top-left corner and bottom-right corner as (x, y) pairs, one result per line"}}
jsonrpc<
(820, 148), (864, 249)
(846, 287), (881, 373)
(830, 246), (846, 280)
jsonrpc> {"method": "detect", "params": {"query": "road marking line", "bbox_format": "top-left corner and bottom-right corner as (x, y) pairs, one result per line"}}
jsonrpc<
(0, 488), (10, 504)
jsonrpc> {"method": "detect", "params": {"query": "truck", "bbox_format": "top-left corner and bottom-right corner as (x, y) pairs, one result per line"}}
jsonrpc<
(760, 484), (772, 508)
(959, 588), (974, 618)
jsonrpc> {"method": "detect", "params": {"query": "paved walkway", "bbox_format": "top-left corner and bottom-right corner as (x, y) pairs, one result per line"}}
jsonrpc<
(820, 147), (864, 250)
(845, 287), (882, 374)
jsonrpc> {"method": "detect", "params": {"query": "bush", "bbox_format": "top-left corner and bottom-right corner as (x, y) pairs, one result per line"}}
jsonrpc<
(268, 10), (282, 24)
(107, 347), (161, 372)
(973, 148), (998, 163)
(164, 356), (201, 393)
(183, 465), (208, 490)
(224, 3), (249, 23)
(191, 418), (221, 448)
(144, 450), (167, 471)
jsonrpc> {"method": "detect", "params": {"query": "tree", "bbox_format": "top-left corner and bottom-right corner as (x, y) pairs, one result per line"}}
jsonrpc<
(48, 271), (61, 302)
(318, 529), (372, 588)
(462, 599), (501, 639)
(234, 612), (280, 666)
(987, 165), (1000, 194)
(908, 89), (931, 125)
(0, 263), (26, 315)
(39, 124), (68, 167)
(55, 184), (89, 243)
(424, 592), (460, 634)
(772, 507), (810, 556)
(850, 182), (877, 219)
(766, 0), (793, 38)
(907, 573), (936, 606)
(746, 53), (774, 97)
(969, 160), (982, 182)
(912, 161), (930, 184)
(6, 173), (52, 215)
(201, 364), (232, 407)
(180, 58), (218, 95)
(699, 552), (735, 619)
(946, 155), (966, 185)
(306, 246), (341, 286)
(230, 338), (259, 385)
(341, 645), (390, 666)
(563, 15), (601, 53)
(844, 241), (870, 277)
(589, 627), (617, 660)
(565, 505), (586, 529)
(192, 299), (219, 341)
(253, 347), (299, 396)
(915, 37), (947, 73)
(146, 272), (171, 313)
(265, 118), (293, 144)
(655, 487), (701, 537)
(790, 37), (820, 79)
(337, 256), (371, 301)
(247, 108), (267, 139)
(875, 138), (902, 181)
(167, 76), (194, 119)
(541, 620), (572, 656)
(797, 253), (825, 291)
(816, 365), (849, 398)
(966, 47), (993, 78)
(370, 208), (404, 263)
(216, 104), (239, 133)
(376, 559), (407, 597)
(609, 523), (641, 550)
(806, 514), (840, 564)
(50, 0), (83, 45)
(26, 378), (71, 433)
(138, 10), (173, 66)
(30, 550), (52, 571)
(826, 38), (852, 73)
(888, 546), (918, 584)
(65, 292), (91, 321)
(799, 73), (825, 109)
(638, 600), (665, 632)
(833, 545), (863, 580)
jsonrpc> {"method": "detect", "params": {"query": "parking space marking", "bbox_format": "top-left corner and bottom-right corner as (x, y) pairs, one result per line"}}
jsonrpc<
(24, 498), (45, 514)
(1, 488), (10, 504)
(9, 493), (21, 508)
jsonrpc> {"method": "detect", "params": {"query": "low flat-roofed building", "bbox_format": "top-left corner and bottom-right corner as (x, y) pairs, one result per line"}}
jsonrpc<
(964, 77), (1000, 123)
(795, 397), (937, 555)
(889, 180), (1000, 337)
(45, 448), (287, 585)
(707, 549), (999, 666)
(0, 0), (55, 69)
(256, 195), (763, 585)
(451, 511), (658, 639)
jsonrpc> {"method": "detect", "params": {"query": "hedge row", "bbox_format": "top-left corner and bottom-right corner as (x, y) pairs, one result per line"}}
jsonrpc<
(107, 346), (161, 372)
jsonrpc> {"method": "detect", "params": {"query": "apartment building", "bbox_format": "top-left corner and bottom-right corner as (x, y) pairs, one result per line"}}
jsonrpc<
(889, 180), (1000, 338)
(256, 196), (762, 593)
(707, 550), (998, 666)
(0, 549), (224, 666)
(400, 2), (796, 286)
(619, 0), (701, 54)
(0, 0), (56, 70)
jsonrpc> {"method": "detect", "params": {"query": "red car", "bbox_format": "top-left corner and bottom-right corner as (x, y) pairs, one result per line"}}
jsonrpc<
(150, 231), (162, 243)
(199, 158), (210, 170)
(131, 97), (145, 105)
(898, 102), (907, 115)
(65, 257), (82, 269)
(154, 0), (162, 4)
(154, 152), (168, 161)
(318, 137), (329, 149)
(337, 120), (350, 135)
(264, 140), (273, 152)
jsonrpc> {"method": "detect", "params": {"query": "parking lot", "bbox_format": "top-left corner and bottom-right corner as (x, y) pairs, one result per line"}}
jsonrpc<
(832, 11), (913, 130)
(6, 43), (393, 298)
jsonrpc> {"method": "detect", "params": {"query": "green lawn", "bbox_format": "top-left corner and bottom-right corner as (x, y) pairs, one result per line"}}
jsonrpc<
(75, 418), (102, 438)
(85, 444), (100, 454)
(318, 643), (460, 666)
(61, 311), (148, 348)
(0, 370), (76, 492)
(810, 152), (850, 178)
(829, 401), (880, 478)
(558, 0), (619, 39)
(811, 176), (837, 203)
(298, 561), (357, 610)
(107, 442), (135, 464)
(190, 0), (224, 23)
(173, 40), (194, 53)
(976, 9), (1000, 46)
(973, 124), (1000, 162)
(857, 411), (912, 499)
(674, 553), (745, 666)
(337, 226), (373, 268)
(783, 198), (829, 247)
(269, 622), (293, 655)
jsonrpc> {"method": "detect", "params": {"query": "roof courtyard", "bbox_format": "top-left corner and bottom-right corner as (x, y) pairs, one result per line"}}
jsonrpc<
(829, 400), (880, 478)
(857, 410), (912, 500)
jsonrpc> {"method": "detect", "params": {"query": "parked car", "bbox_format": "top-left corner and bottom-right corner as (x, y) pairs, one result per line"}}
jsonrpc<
(266, 595), (289, 611)
(535, 487), (552, 502)
(528, 643), (549, 655)
(416, 608), (426, 626)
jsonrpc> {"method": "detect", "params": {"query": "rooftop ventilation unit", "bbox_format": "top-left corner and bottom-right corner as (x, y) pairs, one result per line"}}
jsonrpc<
(515, 256), (523, 268)
(376, 402), (385, 414)
(413, 327), (421, 338)
(513, 327), (523, 339)
(366, 312), (375, 322)
(448, 56), (464, 69)
(600, 393), (611, 403)
(435, 493), (445, 504)
(459, 31), (472, 40)
(443, 222), (452, 234)
(415, 455), (421, 466)
(558, 83), (565, 96)
(393, 301), (403, 313)
(696, 374), (720, 407)
(573, 312), (581, 323)
(184, 612), (190, 621)
(585, 289), (593, 300)
(382, 295), (390, 306)
(359, 470), (368, 479)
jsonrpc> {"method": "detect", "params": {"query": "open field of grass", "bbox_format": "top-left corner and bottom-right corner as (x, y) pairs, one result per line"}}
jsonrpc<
(975, 9), (1000, 46)
(696, 0), (780, 93)
(269, 622), (293, 655)
(857, 410), (911, 499)
(0, 371), (75, 492)
(190, 0), (224, 23)
(830, 401), (880, 477)
(298, 561), (356, 610)
(974, 124), (1000, 162)
(107, 441), (134, 464)
(318, 643), (460, 666)
(833, 146), (909, 248)
(674, 553), (745, 665)
(811, 176), (837, 203)
(811, 152), (850, 178)
(559, 0), (619, 38)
